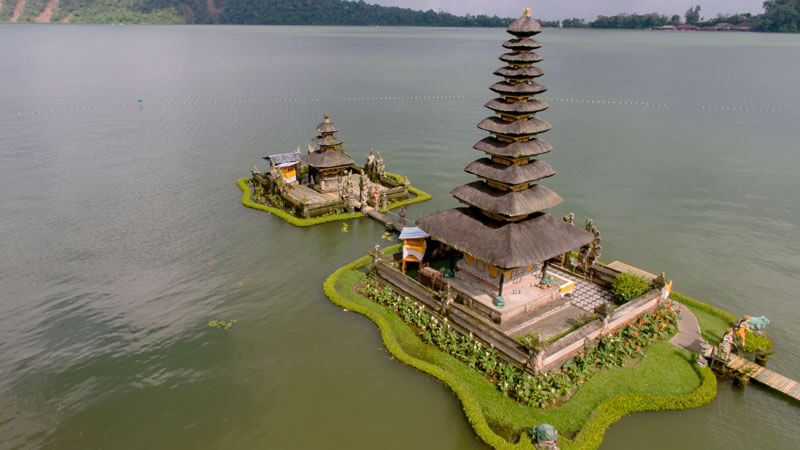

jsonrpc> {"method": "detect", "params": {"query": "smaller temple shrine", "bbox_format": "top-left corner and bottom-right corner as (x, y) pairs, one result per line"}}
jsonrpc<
(250, 115), (414, 219)
(305, 115), (354, 193)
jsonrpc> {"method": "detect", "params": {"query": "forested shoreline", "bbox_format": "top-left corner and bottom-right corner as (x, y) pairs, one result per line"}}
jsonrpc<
(2, 0), (798, 33)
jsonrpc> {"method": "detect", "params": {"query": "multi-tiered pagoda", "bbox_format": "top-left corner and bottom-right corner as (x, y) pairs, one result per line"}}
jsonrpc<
(417, 9), (593, 308)
(305, 115), (355, 193)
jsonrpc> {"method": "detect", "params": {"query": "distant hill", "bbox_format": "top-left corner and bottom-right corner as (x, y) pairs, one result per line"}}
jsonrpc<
(0, 0), (513, 25)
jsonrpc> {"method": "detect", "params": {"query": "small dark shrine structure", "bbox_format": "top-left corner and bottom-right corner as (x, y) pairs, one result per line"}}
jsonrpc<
(250, 115), (412, 219)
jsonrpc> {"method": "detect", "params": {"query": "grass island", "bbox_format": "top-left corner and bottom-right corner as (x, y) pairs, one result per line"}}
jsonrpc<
(238, 114), (430, 227)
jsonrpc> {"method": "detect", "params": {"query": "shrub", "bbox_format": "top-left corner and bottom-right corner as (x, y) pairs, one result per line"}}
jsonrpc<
(611, 272), (651, 304)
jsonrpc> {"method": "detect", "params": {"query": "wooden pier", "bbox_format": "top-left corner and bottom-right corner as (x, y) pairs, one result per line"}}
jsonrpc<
(723, 355), (800, 401)
(362, 206), (408, 232)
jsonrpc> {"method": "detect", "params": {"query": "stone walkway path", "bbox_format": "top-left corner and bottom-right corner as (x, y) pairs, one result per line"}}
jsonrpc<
(669, 303), (708, 354)
(549, 266), (614, 313)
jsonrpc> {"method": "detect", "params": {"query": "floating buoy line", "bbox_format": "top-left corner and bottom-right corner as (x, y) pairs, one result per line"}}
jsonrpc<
(6, 95), (782, 119)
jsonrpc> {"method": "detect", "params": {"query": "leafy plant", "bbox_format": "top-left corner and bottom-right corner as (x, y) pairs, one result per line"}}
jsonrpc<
(611, 272), (651, 304)
(208, 319), (238, 330)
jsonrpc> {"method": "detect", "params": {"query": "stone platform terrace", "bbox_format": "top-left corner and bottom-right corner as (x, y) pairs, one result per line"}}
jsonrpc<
(447, 271), (561, 324)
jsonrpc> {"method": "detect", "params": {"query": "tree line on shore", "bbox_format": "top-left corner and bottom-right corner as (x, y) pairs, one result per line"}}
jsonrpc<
(3, 0), (798, 32)
(550, 1), (800, 33)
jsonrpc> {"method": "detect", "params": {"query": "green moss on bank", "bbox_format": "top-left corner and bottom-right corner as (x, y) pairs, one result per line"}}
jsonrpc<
(671, 291), (772, 353)
(236, 177), (431, 227)
(671, 291), (736, 346)
(324, 252), (717, 449)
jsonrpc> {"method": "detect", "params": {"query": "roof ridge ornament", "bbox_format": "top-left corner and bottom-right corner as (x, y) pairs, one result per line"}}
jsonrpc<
(323, 114), (331, 122)
(523, 8), (531, 17)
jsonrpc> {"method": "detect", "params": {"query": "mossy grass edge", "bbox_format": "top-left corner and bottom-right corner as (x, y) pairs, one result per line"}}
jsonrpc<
(324, 250), (718, 450)
(671, 291), (772, 351)
(236, 176), (431, 227)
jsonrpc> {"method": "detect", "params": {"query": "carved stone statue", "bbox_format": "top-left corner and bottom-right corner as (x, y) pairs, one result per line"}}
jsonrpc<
(365, 149), (376, 180)
(376, 151), (385, 179)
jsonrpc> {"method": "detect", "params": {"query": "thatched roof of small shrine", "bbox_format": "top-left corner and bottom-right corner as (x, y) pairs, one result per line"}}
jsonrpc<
(316, 115), (338, 134)
(473, 137), (552, 158)
(312, 136), (343, 146)
(304, 150), (354, 169)
(451, 181), (562, 218)
(416, 208), (593, 269)
(464, 158), (555, 185)
(478, 116), (551, 136)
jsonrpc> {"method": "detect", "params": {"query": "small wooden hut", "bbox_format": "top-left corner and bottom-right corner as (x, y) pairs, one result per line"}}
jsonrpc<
(416, 9), (594, 304)
(264, 152), (303, 190)
(304, 114), (355, 193)
(399, 227), (429, 274)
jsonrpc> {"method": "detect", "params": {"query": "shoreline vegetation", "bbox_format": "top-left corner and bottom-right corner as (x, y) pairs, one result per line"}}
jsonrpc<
(2, 0), (798, 32)
(324, 248), (722, 449)
(236, 177), (431, 227)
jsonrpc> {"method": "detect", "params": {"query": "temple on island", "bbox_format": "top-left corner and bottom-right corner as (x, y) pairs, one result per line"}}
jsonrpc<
(366, 9), (670, 375)
(416, 8), (595, 321)
(250, 115), (413, 219)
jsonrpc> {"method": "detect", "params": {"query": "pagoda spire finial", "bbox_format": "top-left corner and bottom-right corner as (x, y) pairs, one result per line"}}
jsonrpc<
(523, 8), (531, 17)
(323, 114), (330, 122)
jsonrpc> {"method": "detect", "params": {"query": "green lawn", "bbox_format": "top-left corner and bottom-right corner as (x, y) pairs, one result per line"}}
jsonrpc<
(670, 291), (737, 346)
(325, 254), (716, 449)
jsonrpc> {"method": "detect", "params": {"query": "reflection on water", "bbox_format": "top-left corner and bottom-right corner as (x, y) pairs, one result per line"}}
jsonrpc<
(0, 24), (798, 449)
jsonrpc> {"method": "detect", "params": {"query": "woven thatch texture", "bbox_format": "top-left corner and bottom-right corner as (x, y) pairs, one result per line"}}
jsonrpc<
(417, 208), (593, 269)
(502, 38), (541, 50)
(490, 81), (547, 96)
(473, 137), (552, 158)
(304, 150), (354, 169)
(478, 117), (551, 136)
(464, 158), (555, 185)
(451, 181), (562, 217)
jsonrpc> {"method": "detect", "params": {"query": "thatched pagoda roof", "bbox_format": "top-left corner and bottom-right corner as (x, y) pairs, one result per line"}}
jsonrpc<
(506, 9), (542, 37)
(490, 81), (547, 96)
(304, 150), (354, 169)
(464, 158), (555, 185)
(311, 136), (343, 147)
(417, 208), (593, 269)
(485, 98), (548, 115)
(503, 38), (541, 50)
(494, 66), (543, 79)
(499, 52), (542, 64)
(451, 181), (562, 217)
(478, 116), (551, 136)
(316, 115), (338, 134)
(473, 137), (552, 158)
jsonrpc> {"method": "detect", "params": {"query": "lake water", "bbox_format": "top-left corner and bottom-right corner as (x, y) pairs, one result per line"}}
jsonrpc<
(1, 24), (799, 449)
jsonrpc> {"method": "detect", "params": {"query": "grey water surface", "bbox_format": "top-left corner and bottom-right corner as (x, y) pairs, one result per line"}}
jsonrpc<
(1, 24), (799, 449)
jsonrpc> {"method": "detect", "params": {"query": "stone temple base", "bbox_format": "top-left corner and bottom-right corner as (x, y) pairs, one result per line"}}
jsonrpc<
(450, 260), (561, 323)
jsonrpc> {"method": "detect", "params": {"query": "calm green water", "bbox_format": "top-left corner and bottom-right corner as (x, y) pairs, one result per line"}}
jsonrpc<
(1, 24), (799, 449)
